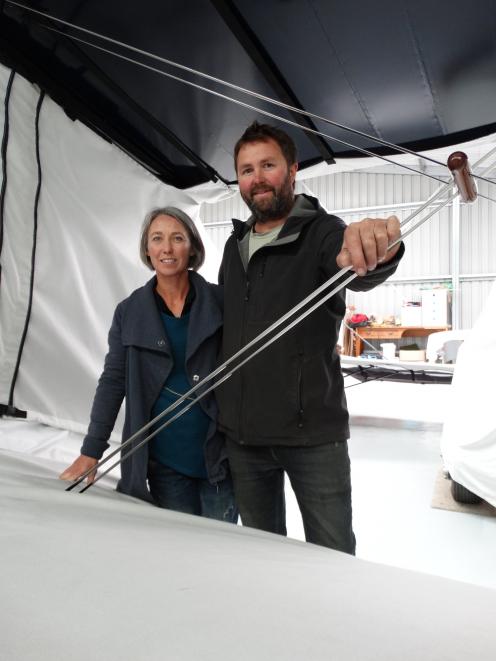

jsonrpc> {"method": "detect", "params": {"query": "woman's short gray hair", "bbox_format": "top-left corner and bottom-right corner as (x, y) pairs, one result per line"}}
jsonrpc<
(139, 206), (205, 271)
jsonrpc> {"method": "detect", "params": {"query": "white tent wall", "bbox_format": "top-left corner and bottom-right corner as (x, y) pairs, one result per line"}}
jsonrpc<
(0, 69), (41, 410)
(0, 64), (226, 434)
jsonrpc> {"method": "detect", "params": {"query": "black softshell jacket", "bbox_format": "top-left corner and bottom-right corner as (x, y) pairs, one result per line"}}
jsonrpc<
(217, 194), (404, 447)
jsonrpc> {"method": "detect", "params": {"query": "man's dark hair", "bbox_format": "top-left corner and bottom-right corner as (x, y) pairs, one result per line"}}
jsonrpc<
(234, 121), (297, 171)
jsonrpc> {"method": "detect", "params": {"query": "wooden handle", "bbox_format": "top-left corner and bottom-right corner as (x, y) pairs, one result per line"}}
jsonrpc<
(447, 151), (478, 203)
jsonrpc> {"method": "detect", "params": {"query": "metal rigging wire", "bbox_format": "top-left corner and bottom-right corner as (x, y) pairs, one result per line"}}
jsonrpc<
(6, 0), (496, 193)
(4, 1), (496, 489)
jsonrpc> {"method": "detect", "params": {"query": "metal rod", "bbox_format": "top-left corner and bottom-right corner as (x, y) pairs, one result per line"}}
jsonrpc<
(8, 10), (489, 193)
(341, 355), (454, 373)
(7, 0), (496, 186)
(40, 26), (451, 187)
(0, 2), (451, 165)
(451, 193), (461, 329)
(74, 192), (454, 492)
(344, 322), (388, 358)
(67, 264), (353, 490)
(70, 194), (429, 490)
(43, 25), (496, 192)
(33, 17), (492, 486)
(81, 270), (358, 491)
(341, 359), (454, 387)
(70, 148), (496, 489)
(344, 368), (419, 388)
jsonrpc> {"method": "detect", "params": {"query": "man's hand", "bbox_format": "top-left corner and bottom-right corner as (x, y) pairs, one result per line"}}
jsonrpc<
(59, 454), (98, 484)
(336, 215), (401, 276)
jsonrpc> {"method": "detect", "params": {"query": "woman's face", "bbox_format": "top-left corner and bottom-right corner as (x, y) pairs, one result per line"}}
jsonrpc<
(146, 214), (193, 278)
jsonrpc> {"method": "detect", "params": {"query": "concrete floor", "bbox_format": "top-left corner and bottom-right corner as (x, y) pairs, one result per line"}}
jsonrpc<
(286, 422), (496, 591)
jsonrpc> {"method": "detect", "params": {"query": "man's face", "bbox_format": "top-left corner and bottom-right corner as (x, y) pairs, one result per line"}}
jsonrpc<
(236, 138), (297, 223)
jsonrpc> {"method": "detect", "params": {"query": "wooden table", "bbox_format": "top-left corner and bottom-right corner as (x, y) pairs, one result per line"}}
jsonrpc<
(350, 325), (450, 356)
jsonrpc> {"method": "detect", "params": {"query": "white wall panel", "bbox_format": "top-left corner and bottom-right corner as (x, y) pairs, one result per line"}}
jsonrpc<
(460, 181), (496, 274)
(202, 224), (233, 255)
(200, 189), (248, 225)
(301, 171), (436, 212)
(459, 279), (496, 329)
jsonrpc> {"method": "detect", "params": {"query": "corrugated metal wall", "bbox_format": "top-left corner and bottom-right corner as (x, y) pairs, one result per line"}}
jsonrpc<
(201, 172), (495, 330)
(460, 181), (496, 275)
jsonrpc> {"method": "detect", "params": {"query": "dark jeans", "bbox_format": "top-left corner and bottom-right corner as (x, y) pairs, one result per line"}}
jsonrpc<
(226, 439), (356, 554)
(147, 460), (238, 523)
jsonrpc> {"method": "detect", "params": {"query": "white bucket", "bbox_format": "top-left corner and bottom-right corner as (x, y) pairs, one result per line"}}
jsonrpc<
(380, 342), (396, 360)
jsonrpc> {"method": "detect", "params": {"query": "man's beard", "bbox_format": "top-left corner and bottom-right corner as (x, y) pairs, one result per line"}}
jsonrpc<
(242, 173), (294, 223)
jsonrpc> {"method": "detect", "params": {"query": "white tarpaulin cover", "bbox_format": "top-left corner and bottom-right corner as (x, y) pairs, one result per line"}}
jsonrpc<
(2, 427), (496, 661)
(441, 281), (496, 505)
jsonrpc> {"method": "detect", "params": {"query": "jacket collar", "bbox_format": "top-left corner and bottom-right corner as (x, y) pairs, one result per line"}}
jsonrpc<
(121, 277), (166, 352)
(185, 271), (223, 362)
(231, 194), (325, 243)
(121, 272), (222, 357)
(232, 194), (326, 271)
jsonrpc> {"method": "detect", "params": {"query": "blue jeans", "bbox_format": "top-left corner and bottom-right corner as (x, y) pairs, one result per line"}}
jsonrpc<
(226, 439), (356, 554)
(147, 460), (238, 523)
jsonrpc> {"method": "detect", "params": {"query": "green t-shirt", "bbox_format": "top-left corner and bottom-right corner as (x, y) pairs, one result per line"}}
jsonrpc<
(248, 224), (281, 261)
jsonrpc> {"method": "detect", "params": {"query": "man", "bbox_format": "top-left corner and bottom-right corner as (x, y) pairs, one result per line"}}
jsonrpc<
(217, 122), (403, 553)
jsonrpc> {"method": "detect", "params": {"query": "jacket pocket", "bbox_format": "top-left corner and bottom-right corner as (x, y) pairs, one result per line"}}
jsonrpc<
(245, 345), (301, 438)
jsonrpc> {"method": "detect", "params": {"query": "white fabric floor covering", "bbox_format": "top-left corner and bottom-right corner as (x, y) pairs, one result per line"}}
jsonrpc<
(1, 420), (496, 660)
(0, 417), (120, 487)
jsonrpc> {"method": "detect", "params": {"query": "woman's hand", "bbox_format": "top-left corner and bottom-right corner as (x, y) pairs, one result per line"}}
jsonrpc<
(59, 454), (98, 484)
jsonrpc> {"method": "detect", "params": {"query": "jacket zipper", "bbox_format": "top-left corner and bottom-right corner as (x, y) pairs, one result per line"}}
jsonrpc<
(297, 351), (304, 429)
(259, 255), (267, 278)
(238, 270), (251, 442)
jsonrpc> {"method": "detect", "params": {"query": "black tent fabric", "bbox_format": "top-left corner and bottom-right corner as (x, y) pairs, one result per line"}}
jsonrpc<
(1, 0), (495, 188)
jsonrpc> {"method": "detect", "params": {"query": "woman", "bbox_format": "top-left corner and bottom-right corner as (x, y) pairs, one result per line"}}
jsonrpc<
(60, 207), (237, 522)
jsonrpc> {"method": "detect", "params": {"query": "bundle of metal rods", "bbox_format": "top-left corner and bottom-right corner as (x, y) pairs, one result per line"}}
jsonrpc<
(68, 147), (496, 493)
